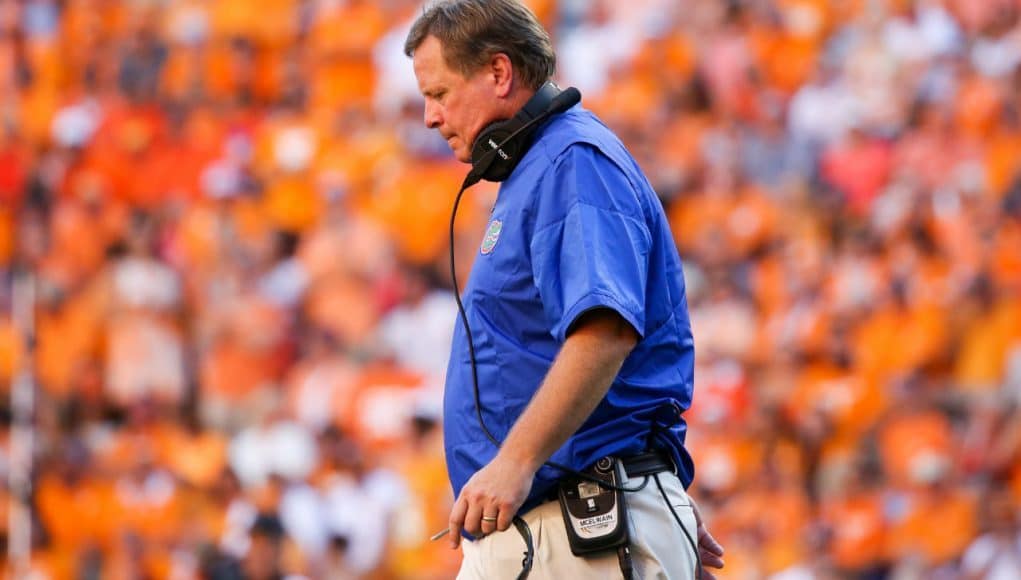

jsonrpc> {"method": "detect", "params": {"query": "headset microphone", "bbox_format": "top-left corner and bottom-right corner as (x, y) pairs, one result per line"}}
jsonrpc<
(548, 86), (583, 114)
(463, 84), (582, 188)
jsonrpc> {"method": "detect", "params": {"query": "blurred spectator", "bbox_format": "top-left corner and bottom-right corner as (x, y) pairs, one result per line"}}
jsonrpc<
(374, 262), (456, 382)
(961, 484), (1021, 580)
(316, 435), (392, 577)
(228, 408), (318, 489)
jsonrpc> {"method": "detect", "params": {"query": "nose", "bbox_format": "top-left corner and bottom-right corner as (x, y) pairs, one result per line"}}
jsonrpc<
(424, 100), (442, 129)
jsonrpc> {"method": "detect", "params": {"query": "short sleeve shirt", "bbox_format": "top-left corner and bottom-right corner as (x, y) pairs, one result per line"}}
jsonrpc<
(444, 107), (696, 512)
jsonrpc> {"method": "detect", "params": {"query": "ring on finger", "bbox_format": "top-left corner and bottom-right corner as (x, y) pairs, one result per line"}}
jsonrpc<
(482, 515), (498, 523)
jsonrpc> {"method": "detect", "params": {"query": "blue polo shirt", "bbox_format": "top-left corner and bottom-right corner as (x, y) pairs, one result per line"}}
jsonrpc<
(444, 106), (695, 513)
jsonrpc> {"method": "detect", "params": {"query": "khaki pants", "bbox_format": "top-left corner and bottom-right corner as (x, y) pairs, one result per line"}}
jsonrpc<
(458, 473), (699, 579)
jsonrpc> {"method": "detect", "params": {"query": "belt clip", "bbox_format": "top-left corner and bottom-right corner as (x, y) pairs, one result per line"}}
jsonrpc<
(614, 456), (630, 486)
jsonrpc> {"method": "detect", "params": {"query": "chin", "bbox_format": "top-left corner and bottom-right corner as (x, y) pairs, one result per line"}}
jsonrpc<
(453, 148), (472, 164)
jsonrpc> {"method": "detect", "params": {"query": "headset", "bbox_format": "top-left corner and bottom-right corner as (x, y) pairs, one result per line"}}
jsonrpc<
(447, 81), (702, 580)
(462, 81), (581, 188)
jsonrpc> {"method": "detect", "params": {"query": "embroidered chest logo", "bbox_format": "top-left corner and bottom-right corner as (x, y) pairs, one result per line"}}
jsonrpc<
(480, 219), (503, 255)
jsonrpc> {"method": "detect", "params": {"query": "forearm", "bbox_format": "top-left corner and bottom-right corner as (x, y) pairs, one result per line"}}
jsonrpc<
(496, 310), (637, 472)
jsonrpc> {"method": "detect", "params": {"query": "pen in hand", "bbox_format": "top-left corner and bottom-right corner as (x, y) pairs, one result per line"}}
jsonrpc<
(431, 528), (450, 541)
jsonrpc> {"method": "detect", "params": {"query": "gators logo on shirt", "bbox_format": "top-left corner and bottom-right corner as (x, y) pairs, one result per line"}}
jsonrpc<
(481, 219), (503, 255)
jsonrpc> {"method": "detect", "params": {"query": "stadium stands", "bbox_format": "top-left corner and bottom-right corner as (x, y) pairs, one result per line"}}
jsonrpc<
(0, 0), (1019, 577)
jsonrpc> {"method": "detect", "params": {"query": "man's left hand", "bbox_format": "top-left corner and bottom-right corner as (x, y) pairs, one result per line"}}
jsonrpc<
(447, 455), (534, 548)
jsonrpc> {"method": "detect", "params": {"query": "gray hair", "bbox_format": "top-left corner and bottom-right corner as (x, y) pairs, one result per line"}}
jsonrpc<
(404, 0), (556, 91)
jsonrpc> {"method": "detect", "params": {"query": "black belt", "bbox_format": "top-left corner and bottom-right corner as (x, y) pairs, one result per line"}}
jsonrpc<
(544, 449), (675, 502)
(618, 449), (675, 479)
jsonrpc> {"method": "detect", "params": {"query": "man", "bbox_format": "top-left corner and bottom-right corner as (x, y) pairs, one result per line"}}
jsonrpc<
(405, 1), (725, 578)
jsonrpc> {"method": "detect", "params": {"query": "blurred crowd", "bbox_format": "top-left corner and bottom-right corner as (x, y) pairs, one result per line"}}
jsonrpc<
(0, 0), (1020, 578)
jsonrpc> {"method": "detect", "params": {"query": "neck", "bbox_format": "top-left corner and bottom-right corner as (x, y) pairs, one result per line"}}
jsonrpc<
(500, 83), (537, 119)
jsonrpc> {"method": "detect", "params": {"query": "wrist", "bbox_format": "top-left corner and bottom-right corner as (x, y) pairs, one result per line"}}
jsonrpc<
(496, 445), (543, 475)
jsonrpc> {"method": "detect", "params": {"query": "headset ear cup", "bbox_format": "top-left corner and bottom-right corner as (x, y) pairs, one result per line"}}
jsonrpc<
(471, 122), (519, 182)
(468, 82), (565, 183)
(470, 122), (500, 168)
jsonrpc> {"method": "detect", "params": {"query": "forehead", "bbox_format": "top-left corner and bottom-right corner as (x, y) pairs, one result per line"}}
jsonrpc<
(413, 35), (461, 86)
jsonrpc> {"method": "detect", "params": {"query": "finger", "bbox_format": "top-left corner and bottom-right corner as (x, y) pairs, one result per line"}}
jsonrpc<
(496, 505), (513, 532)
(699, 527), (725, 558)
(448, 496), (468, 549)
(480, 508), (498, 535)
(463, 497), (485, 537)
(699, 548), (725, 569)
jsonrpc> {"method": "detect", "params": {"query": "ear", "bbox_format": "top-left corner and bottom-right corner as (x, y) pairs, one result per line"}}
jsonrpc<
(489, 52), (514, 98)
